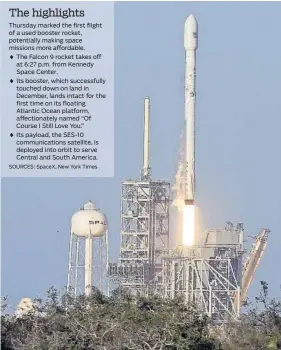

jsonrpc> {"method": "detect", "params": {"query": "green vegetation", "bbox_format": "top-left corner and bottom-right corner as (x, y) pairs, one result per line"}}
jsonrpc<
(1, 282), (280, 350)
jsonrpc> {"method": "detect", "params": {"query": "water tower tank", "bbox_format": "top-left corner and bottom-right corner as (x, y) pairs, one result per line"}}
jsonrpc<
(71, 201), (107, 237)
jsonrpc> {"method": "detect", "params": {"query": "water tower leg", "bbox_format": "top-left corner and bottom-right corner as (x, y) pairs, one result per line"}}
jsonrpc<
(74, 237), (80, 297)
(85, 236), (93, 297)
(105, 230), (109, 296)
(67, 233), (82, 297)
(94, 231), (109, 296)
(66, 232), (74, 294)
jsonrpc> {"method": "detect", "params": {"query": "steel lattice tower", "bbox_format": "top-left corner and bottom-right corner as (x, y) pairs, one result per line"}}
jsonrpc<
(117, 179), (170, 296)
(108, 98), (170, 296)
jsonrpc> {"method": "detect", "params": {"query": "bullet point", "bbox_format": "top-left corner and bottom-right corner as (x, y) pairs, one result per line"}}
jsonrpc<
(10, 133), (13, 137)
(10, 55), (13, 59)
(10, 79), (13, 83)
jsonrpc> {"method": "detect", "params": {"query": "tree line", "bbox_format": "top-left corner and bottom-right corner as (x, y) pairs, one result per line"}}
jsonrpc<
(1, 281), (281, 350)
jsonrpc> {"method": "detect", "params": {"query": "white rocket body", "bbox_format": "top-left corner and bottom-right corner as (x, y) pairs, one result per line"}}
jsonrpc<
(184, 14), (198, 205)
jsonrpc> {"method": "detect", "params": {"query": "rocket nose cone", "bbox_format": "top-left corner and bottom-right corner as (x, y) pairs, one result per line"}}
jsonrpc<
(184, 14), (198, 50)
(186, 14), (197, 25)
(185, 14), (197, 27)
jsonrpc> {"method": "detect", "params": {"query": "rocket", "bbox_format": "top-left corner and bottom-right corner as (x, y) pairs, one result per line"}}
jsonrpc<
(184, 14), (198, 206)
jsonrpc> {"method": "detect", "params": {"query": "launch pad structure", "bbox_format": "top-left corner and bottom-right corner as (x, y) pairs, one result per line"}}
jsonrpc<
(107, 96), (249, 322)
(107, 14), (270, 323)
(107, 93), (270, 322)
(161, 222), (244, 321)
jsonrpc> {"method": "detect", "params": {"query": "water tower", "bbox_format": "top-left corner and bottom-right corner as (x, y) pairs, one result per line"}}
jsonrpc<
(66, 201), (109, 297)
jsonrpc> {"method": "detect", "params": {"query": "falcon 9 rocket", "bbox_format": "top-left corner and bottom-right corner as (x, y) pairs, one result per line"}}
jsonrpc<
(181, 14), (198, 246)
(184, 14), (198, 206)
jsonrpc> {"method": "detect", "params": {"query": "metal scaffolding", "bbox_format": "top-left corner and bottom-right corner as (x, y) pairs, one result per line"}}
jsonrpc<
(109, 179), (170, 296)
(67, 231), (109, 297)
(160, 222), (244, 322)
(240, 228), (270, 304)
(161, 255), (241, 322)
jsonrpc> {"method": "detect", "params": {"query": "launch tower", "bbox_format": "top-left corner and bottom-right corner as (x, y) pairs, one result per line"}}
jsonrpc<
(109, 98), (170, 296)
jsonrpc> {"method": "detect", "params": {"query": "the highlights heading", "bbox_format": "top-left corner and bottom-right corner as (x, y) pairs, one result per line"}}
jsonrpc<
(9, 8), (85, 19)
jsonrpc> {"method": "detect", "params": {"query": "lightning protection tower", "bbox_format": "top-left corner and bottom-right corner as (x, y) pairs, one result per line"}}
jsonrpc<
(67, 201), (109, 297)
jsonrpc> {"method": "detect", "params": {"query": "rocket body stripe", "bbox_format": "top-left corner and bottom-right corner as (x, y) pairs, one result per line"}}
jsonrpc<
(184, 14), (198, 203)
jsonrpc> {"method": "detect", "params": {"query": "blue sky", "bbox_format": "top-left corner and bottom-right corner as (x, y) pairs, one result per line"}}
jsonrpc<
(2, 1), (281, 307)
